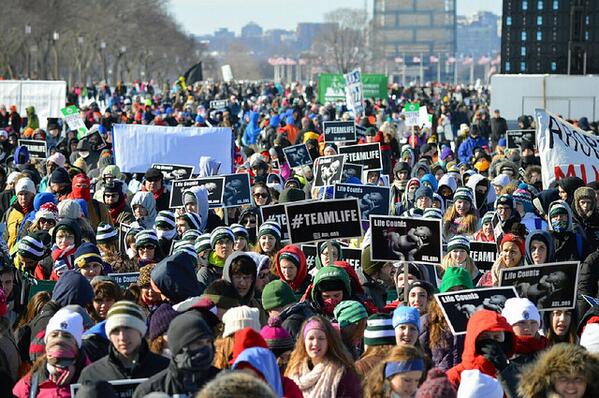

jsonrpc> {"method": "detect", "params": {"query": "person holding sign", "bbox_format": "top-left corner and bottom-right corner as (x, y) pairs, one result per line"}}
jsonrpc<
(441, 236), (482, 286)
(141, 168), (170, 212)
(442, 187), (478, 240)
(500, 298), (547, 367)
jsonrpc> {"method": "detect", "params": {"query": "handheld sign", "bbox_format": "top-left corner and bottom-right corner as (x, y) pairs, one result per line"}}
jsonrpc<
(334, 183), (390, 221)
(18, 139), (47, 159)
(223, 173), (252, 207)
(404, 103), (421, 127)
(342, 163), (363, 183)
(60, 105), (88, 138)
(506, 129), (536, 149)
(344, 68), (364, 115)
(261, 204), (290, 241)
(341, 247), (362, 271)
(338, 142), (382, 171)
(118, 223), (133, 255)
(323, 121), (357, 143)
(302, 244), (318, 271)
(170, 177), (225, 208)
(499, 261), (579, 311)
(151, 163), (195, 182)
(313, 154), (345, 187)
(108, 272), (140, 289)
(582, 294), (599, 307)
(284, 198), (362, 244)
(370, 215), (442, 264)
(210, 99), (229, 111)
(469, 241), (498, 272)
(283, 144), (313, 168)
(435, 287), (519, 335)
(71, 378), (148, 398)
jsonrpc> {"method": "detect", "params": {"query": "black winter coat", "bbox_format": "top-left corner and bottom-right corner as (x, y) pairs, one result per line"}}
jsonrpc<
(279, 302), (315, 340)
(133, 363), (219, 398)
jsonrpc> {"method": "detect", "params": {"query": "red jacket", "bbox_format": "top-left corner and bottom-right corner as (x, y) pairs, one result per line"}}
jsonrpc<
(274, 244), (308, 292)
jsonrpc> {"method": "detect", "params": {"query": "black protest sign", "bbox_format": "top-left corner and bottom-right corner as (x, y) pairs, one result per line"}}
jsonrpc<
(80, 130), (107, 151)
(108, 272), (140, 289)
(284, 198), (362, 244)
(499, 261), (579, 311)
(71, 378), (148, 398)
(435, 287), (519, 335)
(342, 163), (363, 183)
(323, 121), (357, 143)
(370, 215), (442, 264)
(334, 183), (390, 220)
(339, 142), (382, 171)
(118, 223), (132, 255)
(283, 144), (313, 168)
(506, 129), (536, 149)
(170, 177), (225, 208)
(582, 294), (599, 307)
(313, 154), (345, 187)
(469, 241), (498, 272)
(261, 203), (289, 241)
(151, 163), (194, 182)
(209, 99), (229, 111)
(341, 247), (362, 271)
(223, 173), (251, 207)
(18, 139), (47, 159)
(302, 244), (318, 271)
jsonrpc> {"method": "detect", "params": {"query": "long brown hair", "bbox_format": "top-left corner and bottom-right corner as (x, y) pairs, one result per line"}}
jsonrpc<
(284, 316), (355, 377)
(443, 202), (479, 235)
(546, 309), (579, 346)
(14, 291), (51, 330)
(213, 335), (235, 369)
(360, 344), (395, 360)
(426, 299), (451, 350)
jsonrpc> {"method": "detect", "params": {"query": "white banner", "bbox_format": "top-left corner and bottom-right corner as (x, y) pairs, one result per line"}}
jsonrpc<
(112, 124), (233, 174)
(221, 65), (234, 82)
(536, 108), (599, 187)
(0, 80), (66, 127)
(344, 69), (364, 116)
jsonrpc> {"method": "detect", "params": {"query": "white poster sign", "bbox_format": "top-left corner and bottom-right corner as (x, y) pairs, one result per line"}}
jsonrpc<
(344, 69), (364, 116)
(221, 65), (234, 82)
(0, 80), (66, 128)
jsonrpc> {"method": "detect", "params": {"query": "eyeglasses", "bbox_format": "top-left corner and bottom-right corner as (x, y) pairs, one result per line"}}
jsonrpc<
(253, 192), (268, 198)
(39, 218), (56, 226)
(137, 245), (155, 251)
(242, 218), (256, 226)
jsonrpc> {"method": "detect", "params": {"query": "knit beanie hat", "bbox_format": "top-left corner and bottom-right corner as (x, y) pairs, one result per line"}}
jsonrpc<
(148, 303), (180, 340)
(501, 297), (540, 326)
(172, 240), (196, 257)
(135, 229), (159, 248)
(423, 208), (444, 219)
(548, 201), (570, 218)
(447, 235), (470, 254)
(96, 222), (118, 244)
(222, 305), (261, 337)
(453, 187), (473, 203)
(499, 233), (525, 257)
(481, 211), (494, 225)
(363, 313), (396, 346)
(182, 229), (201, 242)
(15, 177), (36, 194)
(439, 267), (474, 293)
(415, 186), (433, 201)
(513, 188), (533, 211)
(260, 317), (295, 354)
(179, 212), (202, 230)
(45, 308), (84, 347)
(47, 152), (66, 168)
(74, 242), (104, 269)
(334, 300), (368, 328)
(231, 327), (268, 364)
(407, 280), (435, 299)
(580, 323), (599, 354)
(210, 226), (235, 248)
(392, 305), (421, 332)
(18, 231), (50, 261)
(105, 300), (148, 337)
(457, 369), (503, 398)
(416, 368), (457, 398)
(261, 280), (297, 311)
(203, 279), (241, 310)
(491, 173), (510, 188)
(138, 263), (155, 287)
(36, 202), (59, 221)
(168, 310), (213, 355)
(361, 246), (385, 277)
(155, 210), (176, 230)
(231, 223), (249, 239)
(440, 147), (453, 161)
(495, 194), (514, 209)
(279, 188), (305, 203)
(258, 220), (282, 242)
(195, 233), (212, 253)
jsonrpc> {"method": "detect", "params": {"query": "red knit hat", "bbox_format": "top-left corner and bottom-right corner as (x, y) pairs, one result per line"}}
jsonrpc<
(415, 368), (456, 398)
(230, 327), (268, 364)
(500, 233), (525, 257)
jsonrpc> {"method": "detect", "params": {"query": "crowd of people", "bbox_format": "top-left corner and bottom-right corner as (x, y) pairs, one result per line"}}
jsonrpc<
(0, 78), (598, 398)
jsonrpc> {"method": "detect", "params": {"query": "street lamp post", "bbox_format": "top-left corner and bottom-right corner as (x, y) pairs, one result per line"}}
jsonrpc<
(25, 25), (31, 79)
(52, 31), (59, 79)
(100, 41), (107, 83)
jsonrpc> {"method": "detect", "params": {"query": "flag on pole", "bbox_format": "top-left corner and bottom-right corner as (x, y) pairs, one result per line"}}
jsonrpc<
(430, 55), (439, 63)
(463, 57), (473, 65)
(412, 56), (421, 63)
(447, 56), (456, 64)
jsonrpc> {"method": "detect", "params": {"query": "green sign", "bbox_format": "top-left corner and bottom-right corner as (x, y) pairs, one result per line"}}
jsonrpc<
(404, 103), (420, 112)
(28, 280), (56, 300)
(60, 105), (89, 139)
(318, 73), (387, 103)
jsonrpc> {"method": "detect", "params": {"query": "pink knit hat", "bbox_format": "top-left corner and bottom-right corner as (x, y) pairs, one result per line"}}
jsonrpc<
(260, 317), (294, 354)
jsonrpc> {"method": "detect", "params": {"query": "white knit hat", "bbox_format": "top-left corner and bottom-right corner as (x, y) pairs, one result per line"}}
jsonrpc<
(580, 323), (599, 354)
(45, 308), (84, 347)
(501, 297), (540, 326)
(105, 300), (148, 337)
(457, 369), (503, 398)
(222, 305), (261, 337)
(15, 177), (35, 194)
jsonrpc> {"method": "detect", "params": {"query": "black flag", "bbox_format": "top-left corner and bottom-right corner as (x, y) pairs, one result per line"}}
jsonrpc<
(183, 62), (203, 85)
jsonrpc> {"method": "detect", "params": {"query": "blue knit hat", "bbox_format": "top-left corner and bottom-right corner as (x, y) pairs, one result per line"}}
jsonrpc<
(74, 242), (104, 269)
(392, 306), (420, 332)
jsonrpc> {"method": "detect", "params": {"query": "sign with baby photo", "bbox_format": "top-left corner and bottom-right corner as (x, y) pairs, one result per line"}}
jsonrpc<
(499, 261), (579, 311)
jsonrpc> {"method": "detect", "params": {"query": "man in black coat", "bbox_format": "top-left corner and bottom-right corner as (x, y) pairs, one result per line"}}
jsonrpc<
(490, 109), (508, 147)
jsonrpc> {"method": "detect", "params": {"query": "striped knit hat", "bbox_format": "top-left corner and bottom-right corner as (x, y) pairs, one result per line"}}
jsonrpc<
(231, 223), (249, 239)
(96, 222), (118, 244)
(210, 226), (235, 248)
(333, 300), (368, 328)
(422, 208), (444, 219)
(453, 187), (473, 203)
(195, 233), (212, 254)
(173, 240), (197, 258)
(155, 210), (176, 230)
(447, 235), (470, 254)
(74, 242), (104, 268)
(258, 221), (282, 242)
(179, 212), (202, 231)
(105, 300), (147, 336)
(135, 229), (159, 248)
(182, 229), (201, 242)
(18, 232), (49, 261)
(481, 211), (495, 225)
(363, 313), (396, 346)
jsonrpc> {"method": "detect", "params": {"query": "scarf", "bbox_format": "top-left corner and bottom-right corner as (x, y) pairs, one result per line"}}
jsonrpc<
(108, 199), (127, 223)
(143, 185), (164, 202)
(290, 359), (345, 398)
(514, 335), (548, 355)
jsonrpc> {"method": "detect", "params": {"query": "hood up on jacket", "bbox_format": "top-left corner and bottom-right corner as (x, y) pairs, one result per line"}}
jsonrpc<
(275, 244), (307, 292)
(232, 347), (284, 397)
(311, 266), (352, 306)
(198, 156), (222, 177)
(547, 200), (574, 232)
(52, 270), (94, 307)
(183, 185), (209, 232)
(525, 230), (555, 265)
(411, 161), (431, 179)
(130, 191), (157, 228)
(223, 251), (258, 304)
(151, 251), (201, 304)
(438, 174), (458, 195)
(466, 173), (496, 210)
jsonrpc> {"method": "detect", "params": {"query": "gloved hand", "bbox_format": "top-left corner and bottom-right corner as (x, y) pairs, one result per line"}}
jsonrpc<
(476, 339), (509, 371)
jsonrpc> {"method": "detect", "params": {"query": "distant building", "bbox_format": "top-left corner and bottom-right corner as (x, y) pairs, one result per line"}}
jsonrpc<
(241, 22), (263, 38)
(457, 11), (501, 57)
(296, 22), (338, 51)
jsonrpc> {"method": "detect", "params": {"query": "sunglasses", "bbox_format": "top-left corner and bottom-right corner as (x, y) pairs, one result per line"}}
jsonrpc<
(253, 192), (268, 198)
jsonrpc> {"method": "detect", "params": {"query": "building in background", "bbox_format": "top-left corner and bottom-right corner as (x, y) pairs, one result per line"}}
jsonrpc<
(457, 11), (501, 57)
(501, 0), (599, 74)
(296, 22), (338, 52)
(241, 22), (263, 38)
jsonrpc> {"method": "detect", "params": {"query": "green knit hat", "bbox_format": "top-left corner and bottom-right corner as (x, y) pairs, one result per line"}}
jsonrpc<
(312, 266), (352, 303)
(261, 280), (297, 311)
(361, 245), (385, 276)
(363, 313), (396, 346)
(439, 267), (474, 293)
(333, 300), (368, 328)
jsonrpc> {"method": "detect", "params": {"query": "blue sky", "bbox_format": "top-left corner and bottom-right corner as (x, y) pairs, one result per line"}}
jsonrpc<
(168, 0), (502, 36)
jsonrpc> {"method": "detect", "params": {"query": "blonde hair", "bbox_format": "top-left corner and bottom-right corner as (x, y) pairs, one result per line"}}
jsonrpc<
(443, 203), (479, 236)
(440, 252), (478, 280)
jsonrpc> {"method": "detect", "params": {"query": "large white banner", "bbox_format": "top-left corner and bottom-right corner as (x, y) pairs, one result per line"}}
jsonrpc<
(536, 108), (599, 187)
(0, 80), (66, 127)
(112, 124), (233, 174)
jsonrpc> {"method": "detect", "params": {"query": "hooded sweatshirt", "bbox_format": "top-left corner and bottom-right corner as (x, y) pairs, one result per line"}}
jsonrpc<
(547, 200), (588, 261)
(151, 252), (201, 304)
(308, 266), (352, 317)
(275, 244), (309, 297)
(466, 174), (496, 214)
(130, 191), (157, 229)
(183, 185), (209, 232)
(525, 230), (555, 265)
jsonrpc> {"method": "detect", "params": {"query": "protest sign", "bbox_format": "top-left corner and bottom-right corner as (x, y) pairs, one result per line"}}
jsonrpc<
(284, 198), (362, 244)
(28, 280), (56, 300)
(536, 109), (599, 187)
(323, 121), (356, 143)
(499, 261), (579, 311)
(302, 244), (318, 271)
(18, 139), (47, 159)
(118, 223), (132, 254)
(404, 103), (420, 127)
(283, 144), (312, 168)
(0, 80), (66, 127)
(370, 215), (442, 264)
(112, 124), (233, 174)
(469, 241), (498, 272)
(419, 106), (432, 128)
(318, 73), (387, 103)
(313, 154), (345, 187)
(223, 173), (252, 207)
(345, 68), (364, 115)
(342, 163), (363, 183)
(363, 170), (382, 185)
(341, 247), (362, 271)
(582, 294), (599, 307)
(71, 378), (148, 398)
(108, 272), (140, 289)
(170, 177), (225, 208)
(221, 65), (234, 82)
(79, 128), (107, 151)
(506, 129), (536, 149)
(261, 203), (289, 241)
(339, 142), (382, 171)
(209, 99), (229, 111)
(334, 183), (390, 220)
(435, 287), (519, 335)
(60, 105), (88, 138)
(151, 163), (195, 182)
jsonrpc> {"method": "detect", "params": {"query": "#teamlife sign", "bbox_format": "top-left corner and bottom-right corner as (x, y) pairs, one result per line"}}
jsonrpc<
(469, 241), (498, 272)
(333, 183), (390, 221)
(435, 287), (519, 335)
(338, 142), (382, 171)
(283, 143), (313, 168)
(151, 163), (195, 182)
(209, 99), (229, 111)
(369, 215), (442, 264)
(506, 129), (536, 149)
(284, 198), (362, 244)
(18, 139), (47, 159)
(170, 177), (225, 208)
(323, 121), (357, 143)
(313, 154), (345, 187)
(499, 261), (579, 311)
(261, 203), (290, 241)
(301, 244), (362, 272)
